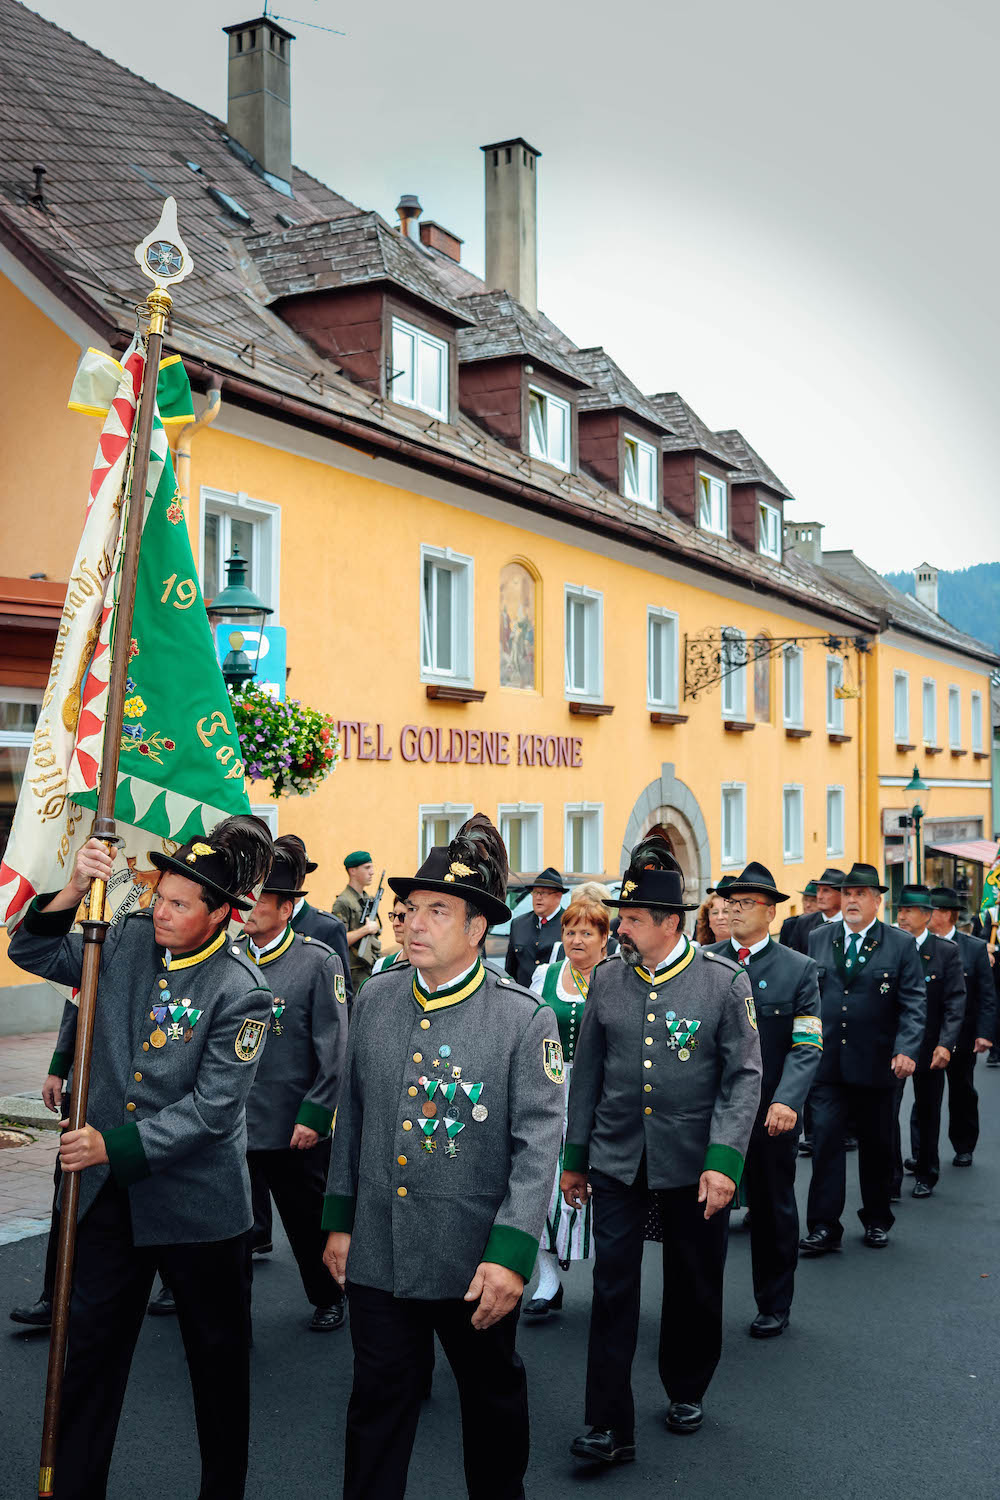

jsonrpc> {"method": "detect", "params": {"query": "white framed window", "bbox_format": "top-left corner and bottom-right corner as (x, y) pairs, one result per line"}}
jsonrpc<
(826, 786), (845, 857)
(826, 657), (845, 732)
(418, 803), (474, 862)
(420, 545), (474, 683)
(498, 803), (543, 874)
(564, 803), (603, 874)
(948, 685), (961, 748)
(783, 785), (804, 863)
(922, 678), (937, 744)
(390, 317), (449, 420)
(893, 670), (910, 742)
(720, 627), (747, 720)
(971, 691), (984, 751)
(249, 802), (279, 837)
(783, 645), (804, 727)
(759, 502), (782, 560)
(647, 607), (679, 710)
(564, 584), (603, 699)
(527, 386), (570, 471)
(200, 487), (281, 620)
(623, 433), (657, 507)
(0, 688), (42, 861)
(721, 783), (747, 868)
(698, 473), (728, 537)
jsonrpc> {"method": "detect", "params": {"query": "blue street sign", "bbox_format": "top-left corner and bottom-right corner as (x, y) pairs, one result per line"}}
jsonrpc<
(214, 624), (287, 701)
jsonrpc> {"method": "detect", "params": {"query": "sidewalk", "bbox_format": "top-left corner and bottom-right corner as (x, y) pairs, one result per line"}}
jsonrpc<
(0, 1032), (59, 1246)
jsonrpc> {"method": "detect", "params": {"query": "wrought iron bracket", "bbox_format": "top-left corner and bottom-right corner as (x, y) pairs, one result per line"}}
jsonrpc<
(683, 628), (871, 701)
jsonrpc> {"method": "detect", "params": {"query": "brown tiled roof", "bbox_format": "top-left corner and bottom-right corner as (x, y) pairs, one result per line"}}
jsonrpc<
(715, 429), (793, 500)
(243, 214), (474, 324)
(456, 290), (587, 383)
(820, 552), (998, 665)
(649, 393), (736, 466)
(572, 348), (672, 432)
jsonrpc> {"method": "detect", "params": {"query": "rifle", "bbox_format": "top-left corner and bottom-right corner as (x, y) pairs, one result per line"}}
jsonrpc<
(357, 870), (385, 962)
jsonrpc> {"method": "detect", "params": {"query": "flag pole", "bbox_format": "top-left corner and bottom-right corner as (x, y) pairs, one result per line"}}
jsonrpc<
(38, 202), (192, 1500)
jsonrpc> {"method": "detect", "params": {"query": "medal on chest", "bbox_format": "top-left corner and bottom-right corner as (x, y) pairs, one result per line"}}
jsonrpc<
(664, 1011), (701, 1060)
(270, 998), (286, 1037)
(149, 990), (203, 1046)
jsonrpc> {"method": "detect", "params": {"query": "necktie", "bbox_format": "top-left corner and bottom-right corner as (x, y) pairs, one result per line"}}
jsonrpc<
(845, 931), (860, 970)
(737, 947), (751, 966)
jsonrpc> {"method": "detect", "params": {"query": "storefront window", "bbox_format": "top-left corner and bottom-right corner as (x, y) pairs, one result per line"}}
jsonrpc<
(0, 694), (41, 860)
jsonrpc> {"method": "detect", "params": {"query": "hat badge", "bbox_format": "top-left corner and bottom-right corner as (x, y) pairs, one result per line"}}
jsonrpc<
(621, 879), (637, 898)
(443, 861), (473, 883)
(186, 841), (214, 864)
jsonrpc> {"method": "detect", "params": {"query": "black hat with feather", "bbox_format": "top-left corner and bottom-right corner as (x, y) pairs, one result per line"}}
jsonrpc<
(607, 832), (699, 912)
(389, 812), (511, 927)
(149, 814), (274, 912)
(262, 835), (309, 900)
(279, 832), (317, 875)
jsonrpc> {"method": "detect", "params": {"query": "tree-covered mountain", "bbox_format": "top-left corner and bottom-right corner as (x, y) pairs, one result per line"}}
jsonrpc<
(883, 562), (1000, 651)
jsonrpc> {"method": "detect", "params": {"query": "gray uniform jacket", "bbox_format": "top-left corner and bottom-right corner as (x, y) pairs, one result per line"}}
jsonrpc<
(323, 958), (564, 1299)
(291, 901), (354, 1005)
(8, 901), (271, 1244)
(808, 920), (926, 1087)
(706, 937), (823, 1118)
(239, 928), (348, 1150)
(564, 944), (762, 1190)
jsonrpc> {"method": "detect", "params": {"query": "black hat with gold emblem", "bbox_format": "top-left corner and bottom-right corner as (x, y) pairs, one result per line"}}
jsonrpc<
(606, 832), (699, 912)
(261, 836), (309, 900)
(389, 812), (511, 927)
(149, 814), (274, 911)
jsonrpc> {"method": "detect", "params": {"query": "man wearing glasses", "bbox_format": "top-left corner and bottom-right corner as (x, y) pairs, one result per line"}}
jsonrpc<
(707, 862), (823, 1338)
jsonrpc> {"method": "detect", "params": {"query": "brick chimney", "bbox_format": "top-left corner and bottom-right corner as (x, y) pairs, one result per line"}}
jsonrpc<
(914, 561), (939, 614)
(223, 17), (294, 189)
(783, 519), (824, 566)
(481, 138), (540, 316)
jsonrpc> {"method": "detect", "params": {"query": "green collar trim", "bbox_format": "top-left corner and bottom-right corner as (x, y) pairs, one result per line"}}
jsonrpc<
(247, 925), (295, 968)
(636, 938), (695, 987)
(412, 959), (486, 1012)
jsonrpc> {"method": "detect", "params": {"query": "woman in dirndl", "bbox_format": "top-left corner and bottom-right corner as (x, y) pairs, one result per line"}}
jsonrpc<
(524, 895), (609, 1319)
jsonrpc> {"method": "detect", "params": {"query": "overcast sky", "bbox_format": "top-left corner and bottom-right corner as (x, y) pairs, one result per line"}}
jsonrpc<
(25, 0), (999, 571)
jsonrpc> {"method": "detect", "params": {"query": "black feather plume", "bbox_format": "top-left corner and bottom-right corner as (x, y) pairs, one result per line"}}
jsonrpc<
(206, 814), (274, 896)
(448, 812), (509, 901)
(629, 833), (682, 877)
(271, 835), (307, 891)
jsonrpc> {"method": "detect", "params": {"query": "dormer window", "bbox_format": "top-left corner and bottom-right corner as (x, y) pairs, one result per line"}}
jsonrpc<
(390, 317), (449, 420)
(758, 502), (782, 559)
(527, 386), (570, 470)
(698, 473), (728, 537)
(623, 434), (657, 507)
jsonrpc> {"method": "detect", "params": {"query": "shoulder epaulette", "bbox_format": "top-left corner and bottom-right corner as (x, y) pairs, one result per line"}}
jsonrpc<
(703, 949), (743, 976)
(226, 942), (270, 982)
(299, 933), (335, 958)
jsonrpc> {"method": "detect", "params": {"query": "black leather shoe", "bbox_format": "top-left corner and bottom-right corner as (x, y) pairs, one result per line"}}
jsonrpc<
(666, 1401), (703, 1434)
(863, 1226), (890, 1248)
(251, 1241), (273, 1257)
(953, 1152), (974, 1167)
(799, 1226), (842, 1256)
(740, 1211), (752, 1232)
(844, 1136), (858, 1152)
(309, 1302), (346, 1332)
(912, 1180), (934, 1198)
(523, 1283), (563, 1320)
(798, 1138), (813, 1157)
(570, 1428), (635, 1464)
(147, 1283), (176, 1316)
(903, 1157), (917, 1174)
(9, 1298), (52, 1328)
(750, 1312), (789, 1338)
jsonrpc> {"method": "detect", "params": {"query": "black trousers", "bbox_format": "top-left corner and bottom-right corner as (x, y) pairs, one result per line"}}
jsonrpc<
(247, 1139), (341, 1308)
(744, 1118), (800, 1316)
(806, 1081), (896, 1235)
(251, 1160), (273, 1247)
(55, 1180), (252, 1500)
(585, 1164), (730, 1436)
(945, 1049), (980, 1155)
(343, 1280), (528, 1500)
(908, 1070), (947, 1184)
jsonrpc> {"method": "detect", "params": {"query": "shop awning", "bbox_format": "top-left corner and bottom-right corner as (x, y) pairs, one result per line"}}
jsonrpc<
(925, 839), (999, 865)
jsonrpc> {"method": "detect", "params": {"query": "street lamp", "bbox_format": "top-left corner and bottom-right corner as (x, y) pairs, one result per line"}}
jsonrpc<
(208, 546), (273, 693)
(903, 766), (930, 883)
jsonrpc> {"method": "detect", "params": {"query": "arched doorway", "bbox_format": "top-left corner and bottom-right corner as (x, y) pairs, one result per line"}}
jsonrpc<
(620, 763), (711, 903)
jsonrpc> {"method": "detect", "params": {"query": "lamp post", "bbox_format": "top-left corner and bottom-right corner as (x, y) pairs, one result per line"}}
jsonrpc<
(208, 546), (273, 693)
(903, 766), (930, 884)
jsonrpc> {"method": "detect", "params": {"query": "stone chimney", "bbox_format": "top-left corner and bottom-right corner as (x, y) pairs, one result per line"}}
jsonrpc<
(223, 17), (294, 189)
(481, 138), (541, 316)
(783, 519), (824, 567)
(914, 561), (939, 614)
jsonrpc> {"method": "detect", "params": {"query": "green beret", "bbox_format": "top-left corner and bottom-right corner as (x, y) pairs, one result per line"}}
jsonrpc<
(344, 850), (372, 870)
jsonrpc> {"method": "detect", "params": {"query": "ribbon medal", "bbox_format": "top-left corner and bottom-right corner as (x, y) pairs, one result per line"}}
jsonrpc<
(444, 1115), (465, 1158)
(419, 1118), (439, 1152)
(270, 999), (285, 1037)
(666, 1016), (701, 1060)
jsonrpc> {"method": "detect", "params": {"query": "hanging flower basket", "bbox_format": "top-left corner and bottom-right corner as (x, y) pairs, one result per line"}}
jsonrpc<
(229, 683), (340, 798)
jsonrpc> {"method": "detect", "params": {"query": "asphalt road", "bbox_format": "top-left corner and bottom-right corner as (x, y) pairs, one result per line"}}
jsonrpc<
(3, 1071), (999, 1499)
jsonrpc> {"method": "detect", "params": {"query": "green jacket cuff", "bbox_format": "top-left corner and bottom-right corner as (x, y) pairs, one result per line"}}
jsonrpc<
(103, 1123), (151, 1186)
(23, 895), (77, 937)
(562, 1142), (588, 1173)
(322, 1193), (356, 1232)
(296, 1100), (333, 1137)
(49, 1050), (72, 1079)
(703, 1142), (744, 1186)
(482, 1224), (538, 1282)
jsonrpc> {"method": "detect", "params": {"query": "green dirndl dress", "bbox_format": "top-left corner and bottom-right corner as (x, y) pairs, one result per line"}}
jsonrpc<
(533, 961), (594, 1267)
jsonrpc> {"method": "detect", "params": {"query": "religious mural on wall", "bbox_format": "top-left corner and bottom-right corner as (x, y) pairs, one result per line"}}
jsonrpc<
(500, 561), (537, 690)
(754, 633), (772, 722)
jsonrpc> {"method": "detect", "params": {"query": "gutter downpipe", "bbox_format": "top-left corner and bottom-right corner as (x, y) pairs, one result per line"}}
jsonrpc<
(174, 374), (223, 508)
